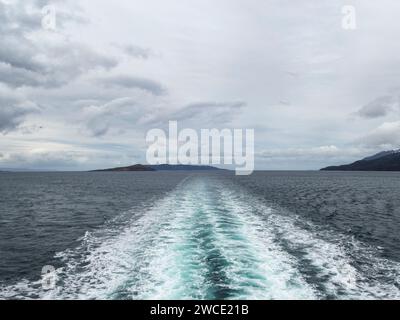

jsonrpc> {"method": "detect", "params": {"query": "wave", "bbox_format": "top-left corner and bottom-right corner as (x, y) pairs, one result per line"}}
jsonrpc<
(1, 175), (399, 299)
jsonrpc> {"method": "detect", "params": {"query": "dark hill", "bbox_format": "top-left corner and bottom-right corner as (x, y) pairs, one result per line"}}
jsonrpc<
(321, 151), (400, 171)
(92, 164), (224, 172)
(92, 164), (155, 172)
(148, 164), (223, 171)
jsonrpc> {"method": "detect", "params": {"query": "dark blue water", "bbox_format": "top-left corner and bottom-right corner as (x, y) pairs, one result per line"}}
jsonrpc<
(0, 171), (399, 299)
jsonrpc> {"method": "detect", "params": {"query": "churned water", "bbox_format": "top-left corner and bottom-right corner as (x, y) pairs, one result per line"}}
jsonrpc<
(0, 171), (399, 299)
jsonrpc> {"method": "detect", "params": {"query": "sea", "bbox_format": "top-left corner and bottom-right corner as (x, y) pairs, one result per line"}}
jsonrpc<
(0, 171), (399, 299)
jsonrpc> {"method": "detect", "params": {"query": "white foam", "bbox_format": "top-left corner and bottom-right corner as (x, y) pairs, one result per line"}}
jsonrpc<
(243, 188), (400, 299)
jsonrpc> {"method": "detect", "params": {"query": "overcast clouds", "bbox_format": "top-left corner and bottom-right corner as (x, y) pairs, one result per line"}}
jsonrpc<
(1, 0), (400, 170)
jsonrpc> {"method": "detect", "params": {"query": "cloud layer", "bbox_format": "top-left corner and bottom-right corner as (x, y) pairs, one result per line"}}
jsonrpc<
(1, 0), (400, 170)
(357, 95), (400, 118)
(0, 1), (117, 89)
(0, 86), (38, 133)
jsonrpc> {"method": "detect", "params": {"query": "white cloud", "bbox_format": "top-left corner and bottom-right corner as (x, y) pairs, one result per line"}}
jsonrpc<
(0, 140), (138, 170)
(257, 145), (369, 160)
(358, 121), (400, 148)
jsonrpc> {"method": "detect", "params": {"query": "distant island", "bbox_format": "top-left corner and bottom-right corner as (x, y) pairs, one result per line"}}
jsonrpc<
(92, 164), (155, 172)
(321, 149), (400, 171)
(91, 164), (225, 172)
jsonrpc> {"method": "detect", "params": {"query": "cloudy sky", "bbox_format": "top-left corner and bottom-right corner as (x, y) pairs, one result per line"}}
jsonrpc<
(1, 0), (400, 170)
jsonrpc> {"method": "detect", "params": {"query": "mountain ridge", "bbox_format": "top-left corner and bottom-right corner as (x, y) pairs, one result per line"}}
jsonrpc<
(91, 164), (225, 172)
(321, 149), (400, 171)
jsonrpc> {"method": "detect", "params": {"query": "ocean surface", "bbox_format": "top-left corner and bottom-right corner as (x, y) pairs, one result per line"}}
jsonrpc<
(0, 171), (399, 299)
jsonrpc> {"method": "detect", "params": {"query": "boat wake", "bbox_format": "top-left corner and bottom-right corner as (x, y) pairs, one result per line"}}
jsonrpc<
(1, 175), (400, 299)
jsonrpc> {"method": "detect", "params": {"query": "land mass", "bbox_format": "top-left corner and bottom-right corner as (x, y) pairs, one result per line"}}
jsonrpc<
(92, 164), (156, 172)
(92, 164), (224, 172)
(321, 149), (400, 171)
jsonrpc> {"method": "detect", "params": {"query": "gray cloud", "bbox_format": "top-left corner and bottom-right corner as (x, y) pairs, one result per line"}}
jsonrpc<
(136, 101), (246, 130)
(169, 101), (245, 126)
(96, 75), (165, 96)
(0, 106), (32, 133)
(0, 0), (117, 88)
(119, 44), (152, 59)
(0, 36), (42, 73)
(82, 97), (138, 137)
(0, 88), (38, 133)
(0, 0), (87, 33)
(2, 1), (400, 170)
(357, 95), (399, 118)
(0, 1), (40, 34)
(81, 98), (245, 137)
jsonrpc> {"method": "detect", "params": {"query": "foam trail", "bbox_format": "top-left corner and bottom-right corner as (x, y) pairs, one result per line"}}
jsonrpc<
(133, 177), (316, 299)
(236, 185), (400, 299)
(1, 175), (400, 299)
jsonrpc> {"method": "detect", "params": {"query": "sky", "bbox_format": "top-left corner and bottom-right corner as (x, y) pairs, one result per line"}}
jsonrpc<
(1, 0), (400, 170)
